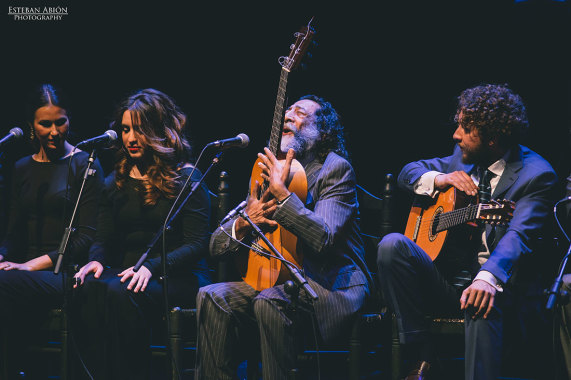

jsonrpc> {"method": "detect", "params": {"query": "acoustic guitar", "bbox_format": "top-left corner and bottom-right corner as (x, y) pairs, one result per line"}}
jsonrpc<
(235, 19), (316, 291)
(404, 187), (515, 262)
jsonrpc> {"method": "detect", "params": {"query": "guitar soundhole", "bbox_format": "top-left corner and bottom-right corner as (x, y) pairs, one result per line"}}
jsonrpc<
(428, 206), (443, 242)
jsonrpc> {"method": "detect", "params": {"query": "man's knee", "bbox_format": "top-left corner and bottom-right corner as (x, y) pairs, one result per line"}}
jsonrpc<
(377, 232), (408, 269)
(197, 283), (234, 316)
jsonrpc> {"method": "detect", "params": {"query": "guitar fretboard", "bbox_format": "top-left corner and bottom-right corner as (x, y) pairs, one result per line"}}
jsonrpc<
(268, 68), (289, 157)
(434, 204), (480, 233)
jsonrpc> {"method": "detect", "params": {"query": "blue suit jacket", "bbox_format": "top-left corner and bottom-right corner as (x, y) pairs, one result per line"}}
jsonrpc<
(398, 145), (558, 286)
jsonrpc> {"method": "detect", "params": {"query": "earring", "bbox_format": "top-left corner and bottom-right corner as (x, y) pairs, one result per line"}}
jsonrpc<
(30, 128), (35, 140)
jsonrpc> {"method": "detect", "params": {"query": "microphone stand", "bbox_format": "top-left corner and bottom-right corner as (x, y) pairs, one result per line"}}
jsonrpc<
(53, 148), (99, 378)
(132, 151), (223, 379)
(237, 210), (318, 301)
(54, 148), (98, 274)
(546, 197), (571, 311)
(545, 243), (570, 310)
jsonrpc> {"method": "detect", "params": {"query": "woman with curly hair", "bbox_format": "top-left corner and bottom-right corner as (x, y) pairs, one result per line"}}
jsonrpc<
(74, 88), (211, 379)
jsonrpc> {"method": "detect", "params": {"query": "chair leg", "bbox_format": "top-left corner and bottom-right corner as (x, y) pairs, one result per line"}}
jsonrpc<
(60, 310), (69, 380)
(169, 307), (182, 380)
(391, 314), (401, 380)
(349, 317), (362, 380)
(1, 327), (8, 380)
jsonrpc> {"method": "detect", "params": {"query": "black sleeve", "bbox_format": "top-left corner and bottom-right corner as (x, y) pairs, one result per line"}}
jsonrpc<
(87, 173), (117, 266)
(0, 161), (26, 261)
(143, 169), (211, 276)
(45, 156), (105, 265)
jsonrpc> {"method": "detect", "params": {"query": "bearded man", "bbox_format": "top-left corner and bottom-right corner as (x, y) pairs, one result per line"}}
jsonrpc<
(195, 95), (370, 380)
(377, 84), (558, 380)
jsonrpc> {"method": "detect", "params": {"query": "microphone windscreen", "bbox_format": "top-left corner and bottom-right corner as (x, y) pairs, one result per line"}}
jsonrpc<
(10, 127), (23, 138)
(105, 130), (118, 141)
(237, 133), (250, 147)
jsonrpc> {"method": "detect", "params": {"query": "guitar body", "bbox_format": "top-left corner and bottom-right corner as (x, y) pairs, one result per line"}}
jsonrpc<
(404, 187), (479, 263)
(236, 157), (307, 291)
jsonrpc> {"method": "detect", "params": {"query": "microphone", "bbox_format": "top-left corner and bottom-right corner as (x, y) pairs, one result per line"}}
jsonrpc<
(219, 200), (248, 225)
(76, 130), (118, 149)
(0, 127), (24, 148)
(206, 133), (249, 150)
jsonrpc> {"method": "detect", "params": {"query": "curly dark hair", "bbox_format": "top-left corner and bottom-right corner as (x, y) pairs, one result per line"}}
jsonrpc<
(111, 88), (191, 206)
(454, 83), (528, 148)
(299, 94), (348, 161)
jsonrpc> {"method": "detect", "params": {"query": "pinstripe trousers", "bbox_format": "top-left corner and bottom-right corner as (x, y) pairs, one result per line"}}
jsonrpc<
(195, 277), (367, 380)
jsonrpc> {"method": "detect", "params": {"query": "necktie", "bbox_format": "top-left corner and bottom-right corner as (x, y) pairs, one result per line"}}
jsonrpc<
(478, 167), (492, 204)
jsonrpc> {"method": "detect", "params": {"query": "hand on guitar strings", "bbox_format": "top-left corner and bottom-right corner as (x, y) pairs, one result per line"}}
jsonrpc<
(459, 279), (497, 319)
(257, 147), (295, 202)
(235, 148), (294, 239)
(435, 170), (478, 196)
(235, 180), (278, 239)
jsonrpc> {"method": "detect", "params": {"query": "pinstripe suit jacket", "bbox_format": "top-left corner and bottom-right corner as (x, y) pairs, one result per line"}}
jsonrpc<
(398, 144), (558, 286)
(210, 152), (369, 341)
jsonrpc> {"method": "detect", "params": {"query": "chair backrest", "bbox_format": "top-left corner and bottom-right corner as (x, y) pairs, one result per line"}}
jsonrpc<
(209, 170), (231, 230)
(208, 171), (242, 283)
(356, 174), (396, 310)
(357, 173), (396, 275)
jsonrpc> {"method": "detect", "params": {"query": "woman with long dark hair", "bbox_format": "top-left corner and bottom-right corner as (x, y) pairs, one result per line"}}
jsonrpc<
(0, 83), (104, 378)
(74, 88), (211, 379)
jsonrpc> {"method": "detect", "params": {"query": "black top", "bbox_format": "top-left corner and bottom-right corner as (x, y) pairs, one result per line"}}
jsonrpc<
(88, 166), (211, 278)
(0, 152), (104, 265)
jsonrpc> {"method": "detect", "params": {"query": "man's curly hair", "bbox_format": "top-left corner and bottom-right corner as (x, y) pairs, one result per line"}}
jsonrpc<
(454, 83), (528, 148)
(299, 95), (348, 161)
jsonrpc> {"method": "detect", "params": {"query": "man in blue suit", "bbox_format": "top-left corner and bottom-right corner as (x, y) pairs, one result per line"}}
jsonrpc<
(196, 95), (370, 380)
(377, 83), (558, 380)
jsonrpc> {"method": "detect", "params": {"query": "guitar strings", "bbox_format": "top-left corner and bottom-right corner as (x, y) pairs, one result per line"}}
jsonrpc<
(412, 203), (510, 235)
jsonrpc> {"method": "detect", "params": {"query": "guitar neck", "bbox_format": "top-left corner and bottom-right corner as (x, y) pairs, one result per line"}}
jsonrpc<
(267, 68), (289, 156)
(434, 204), (481, 233)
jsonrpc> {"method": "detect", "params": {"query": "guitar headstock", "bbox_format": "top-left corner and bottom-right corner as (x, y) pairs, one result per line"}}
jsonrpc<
(478, 199), (515, 226)
(279, 17), (316, 72)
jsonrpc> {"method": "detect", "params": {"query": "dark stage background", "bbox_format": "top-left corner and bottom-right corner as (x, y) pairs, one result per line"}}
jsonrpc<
(3, 1), (570, 232)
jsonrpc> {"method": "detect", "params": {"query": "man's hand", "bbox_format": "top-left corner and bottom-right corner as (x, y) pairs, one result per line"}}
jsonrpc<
(257, 147), (294, 202)
(235, 180), (278, 239)
(119, 266), (153, 293)
(74, 260), (104, 288)
(460, 279), (497, 319)
(434, 171), (478, 196)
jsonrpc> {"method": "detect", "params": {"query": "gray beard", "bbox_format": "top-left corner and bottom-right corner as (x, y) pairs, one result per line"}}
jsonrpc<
(280, 122), (319, 159)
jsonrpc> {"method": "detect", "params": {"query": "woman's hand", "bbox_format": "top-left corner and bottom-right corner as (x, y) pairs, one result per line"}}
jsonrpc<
(74, 261), (104, 288)
(0, 254), (53, 272)
(0, 261), (30, 271)
(118, 266), (152, 293)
